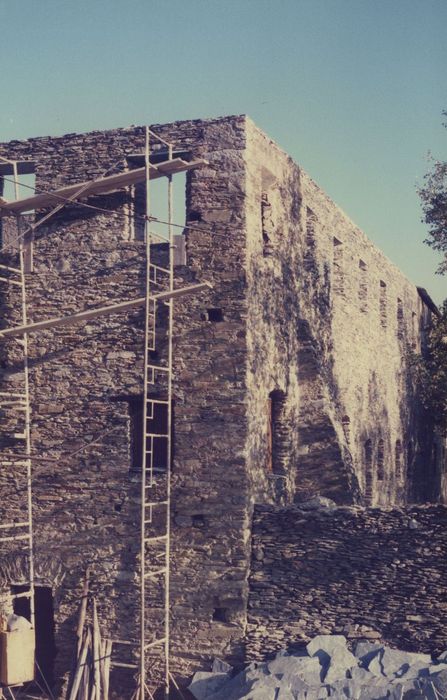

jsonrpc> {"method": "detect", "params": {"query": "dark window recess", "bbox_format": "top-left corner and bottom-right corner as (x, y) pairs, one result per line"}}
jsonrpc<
(397, 298), (404, 339)
(212, 607), (229, 623)
(12, 585), (57, 690)
(261, 193), (274, 256)
(206, 308), (224, 322)
(267, 390), (289, 474)
(377, 439), (385, 480)
(364, 439), (373, 505)
(187, 210), (203, 222)
(304, 207), (317, 272)
(192, 514), (205, 528)
(342, 415), (350, 444)
(115, 395), (171, 473)
(359, 260), (368, 312)
(379, 280), (387, 329)
(332, 238), (344, 294)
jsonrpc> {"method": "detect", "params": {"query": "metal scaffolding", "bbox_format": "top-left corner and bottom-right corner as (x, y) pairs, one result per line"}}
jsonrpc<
(0, 131), (210, 699)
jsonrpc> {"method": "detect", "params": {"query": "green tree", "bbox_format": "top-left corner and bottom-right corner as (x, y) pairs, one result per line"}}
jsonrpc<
(415, 300), (447, 434)
(418, 110), (447, 274)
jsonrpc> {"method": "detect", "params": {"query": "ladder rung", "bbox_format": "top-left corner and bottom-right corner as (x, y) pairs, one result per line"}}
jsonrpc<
(145, 433), (169, 438)
(144, 567), (167, 579)
(144, 638), (166, 651)
(0, 533), (31, 543)
(0, 392), (26, 397)
(0, 264), (21, 274)
(0, 521), (29, 529)
(111, 639), (138, 646)
(144, 500), (168, 509)
(147, 365), (169, 373)
(0, 276), (23, 287)
(147, 399), (169, 405)
(12, 591), (32, 600)
(13, 432), (27, 439)
(110, 661), (138, 669)
(150, 263), (169, 274)
(0, 401), (27, 408)
(144, 535), (167, 544)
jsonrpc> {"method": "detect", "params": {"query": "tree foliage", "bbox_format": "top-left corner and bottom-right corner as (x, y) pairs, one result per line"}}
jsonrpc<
(418, 110), (447, 275)
(411, 300), (447, 435)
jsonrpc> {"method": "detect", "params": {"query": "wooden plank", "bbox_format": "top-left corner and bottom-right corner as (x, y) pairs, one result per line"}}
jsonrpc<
(0, 282), (212, 338)
(76, 569), (90, 656)
(0, 159), (207, 215)
(92, 600), (101, 700)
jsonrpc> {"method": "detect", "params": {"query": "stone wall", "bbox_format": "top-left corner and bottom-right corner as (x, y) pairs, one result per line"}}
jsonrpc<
(0, 115), (442, 697)
(0, 116), (251, 693)
(247, 502), (447, 660)
(244, 118), (438, 508)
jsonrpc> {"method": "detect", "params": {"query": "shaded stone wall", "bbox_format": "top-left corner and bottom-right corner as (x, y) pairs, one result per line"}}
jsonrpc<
(247, 502), (447, 660)
(244, 118), (436, 508)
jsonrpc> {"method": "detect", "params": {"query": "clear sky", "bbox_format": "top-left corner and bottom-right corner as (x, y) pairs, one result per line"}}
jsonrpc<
(1, 0), (446, 302)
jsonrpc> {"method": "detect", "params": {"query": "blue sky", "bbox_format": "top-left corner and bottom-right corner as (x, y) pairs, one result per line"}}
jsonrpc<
(1, 0), (446, 302)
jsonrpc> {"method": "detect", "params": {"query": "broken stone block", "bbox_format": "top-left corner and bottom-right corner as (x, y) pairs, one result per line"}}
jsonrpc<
(306, 635), (358, 683)
(188, 671), (229, 700)
(355, 641), (384, 666)
(368, 648), (431, 680)
(212, 658), (232, 674)
(267, 653), (321, 685)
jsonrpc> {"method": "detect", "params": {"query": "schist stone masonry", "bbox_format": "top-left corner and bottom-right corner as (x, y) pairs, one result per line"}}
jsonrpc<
(0, 115), (445, 697)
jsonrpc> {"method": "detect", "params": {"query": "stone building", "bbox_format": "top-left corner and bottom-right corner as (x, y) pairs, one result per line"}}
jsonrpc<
(0, 115), (444, 696)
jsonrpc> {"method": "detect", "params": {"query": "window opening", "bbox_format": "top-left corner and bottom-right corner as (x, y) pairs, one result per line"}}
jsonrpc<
(364, 439), (373, 504)
(125, 154), (187, 242)
(379, 280), (387, 329)
(377, 438), (385, 480)
(206, 308), (224, 322)
(0, 162), (36, 269)
(267, 390), (288, 474)
(261, 192), (274, 256)
(342, 415), (350, 444)
(304, 207), (317, 271)
(11, 584), (56, 690)
(332, 238), (344, 294)
(212, 607), (229, 623)
(359, 260), (368, 312)
(397, 298), (404, 339)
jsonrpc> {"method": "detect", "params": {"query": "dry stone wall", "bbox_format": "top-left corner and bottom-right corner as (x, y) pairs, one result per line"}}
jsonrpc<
(247, 502), (447, 661)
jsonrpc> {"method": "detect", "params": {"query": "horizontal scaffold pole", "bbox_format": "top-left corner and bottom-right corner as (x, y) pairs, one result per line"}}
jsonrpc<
(0, 282), (212, 338)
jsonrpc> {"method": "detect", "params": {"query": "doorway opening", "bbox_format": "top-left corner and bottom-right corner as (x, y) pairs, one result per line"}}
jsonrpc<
(11, 584), (57, 690)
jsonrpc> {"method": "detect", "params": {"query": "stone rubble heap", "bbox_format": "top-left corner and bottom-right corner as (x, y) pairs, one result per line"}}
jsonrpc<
(188, 635), (447, 699)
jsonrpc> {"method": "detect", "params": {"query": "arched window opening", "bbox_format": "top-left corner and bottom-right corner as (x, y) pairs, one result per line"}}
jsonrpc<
(377, 439), (385, 480)
(333, 237), (344, 294)
(267, 390), (289, 474)
(261, 192), (274, 256)
(359, 260), (368, 312)
(342, 415), (350, 444)
(379, 281), (387, 329)
(395, 440), (403, 480)
(364, 439), (373, 505)
(397, 298), (404, 339)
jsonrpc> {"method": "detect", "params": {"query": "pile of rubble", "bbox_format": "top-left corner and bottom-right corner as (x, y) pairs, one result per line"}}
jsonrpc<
(188, 635), (447, 699)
